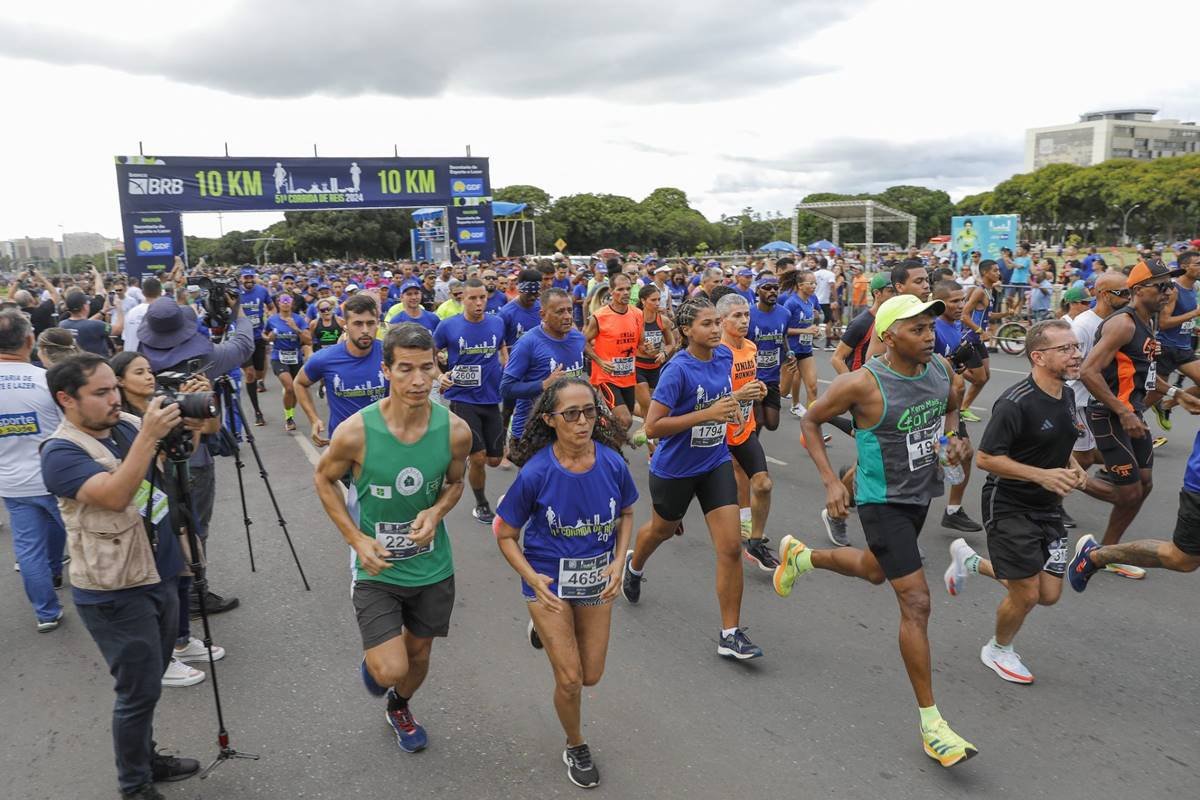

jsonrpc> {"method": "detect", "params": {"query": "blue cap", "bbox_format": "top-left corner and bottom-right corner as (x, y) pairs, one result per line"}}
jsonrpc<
(308, 279), (319, 287)
(240, 267), (256, 277)
(318, 283), (331, 290)
(282, 272), (296, 280)
(736, 267), (754, 277)
(400, 278), (422, 293)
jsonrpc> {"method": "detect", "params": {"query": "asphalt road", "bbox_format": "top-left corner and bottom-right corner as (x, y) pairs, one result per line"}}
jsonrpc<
(3, 349), (1199, 800)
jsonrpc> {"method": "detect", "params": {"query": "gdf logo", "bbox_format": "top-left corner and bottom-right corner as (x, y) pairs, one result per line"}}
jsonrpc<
(127, 175), (185, 195)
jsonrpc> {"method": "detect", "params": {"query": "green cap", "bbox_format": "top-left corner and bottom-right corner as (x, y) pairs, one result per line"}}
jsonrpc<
(875, 294), (945, 340)
(869, 272), (891, 292)
(1063, 286), (1090, 303)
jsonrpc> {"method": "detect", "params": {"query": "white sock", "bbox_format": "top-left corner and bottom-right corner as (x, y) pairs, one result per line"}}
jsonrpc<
(627, 562), (643, 576)
(989, 636), (1013, 652)
(739, 507), (751, 523)
(946, 504), (961, 514)
(721, 627), (738, 638)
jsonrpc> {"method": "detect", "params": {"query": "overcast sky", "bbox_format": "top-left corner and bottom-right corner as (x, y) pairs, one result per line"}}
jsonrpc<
(4, 0), (1198, 240)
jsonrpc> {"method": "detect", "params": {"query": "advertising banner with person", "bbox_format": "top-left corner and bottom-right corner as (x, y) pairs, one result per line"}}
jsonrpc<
(950, 214), (1020, 268)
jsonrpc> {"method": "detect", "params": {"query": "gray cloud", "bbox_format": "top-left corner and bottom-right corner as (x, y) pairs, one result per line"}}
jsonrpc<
(0, 1), (860, 103)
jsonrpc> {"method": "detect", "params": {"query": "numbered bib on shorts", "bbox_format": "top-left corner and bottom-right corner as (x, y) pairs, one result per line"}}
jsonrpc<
(1044, 536), (1068, 575)
(610, 356), (634, 377)
(1144, 359), (1157, 392)
(906, 422), (940, 472)
(452, 364), (482, 387)
(279, 349), (299, 365)
(557, 552), (610, 599)
(739, 400), (753, 422)
(645, 330), (663, 352)
(1182, 320), (1196, 335)
(691, 421), (726, 448)
(375, 521), (433, 561)
(756, 348), (779, 369)
(799, 334), (813, 346)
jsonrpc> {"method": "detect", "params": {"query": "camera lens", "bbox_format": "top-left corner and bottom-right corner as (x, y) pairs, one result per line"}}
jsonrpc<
(177, 391), (218, 419)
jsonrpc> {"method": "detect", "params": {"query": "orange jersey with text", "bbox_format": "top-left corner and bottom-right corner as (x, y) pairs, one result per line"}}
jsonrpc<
(590, 305), (643, 388)
(722, 336), (758, 445)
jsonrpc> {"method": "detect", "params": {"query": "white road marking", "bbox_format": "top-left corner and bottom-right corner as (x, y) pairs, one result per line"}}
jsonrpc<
(765, 456), (788, 466)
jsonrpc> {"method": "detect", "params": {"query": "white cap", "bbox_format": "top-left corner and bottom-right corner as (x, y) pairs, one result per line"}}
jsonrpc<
(346, 283), (359, 291)
(382, 270), (393, 278)
(654, 265), (671, 274)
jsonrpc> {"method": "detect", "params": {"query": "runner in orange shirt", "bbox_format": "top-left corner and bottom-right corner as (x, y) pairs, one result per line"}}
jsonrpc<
(585, 272), (645, 436)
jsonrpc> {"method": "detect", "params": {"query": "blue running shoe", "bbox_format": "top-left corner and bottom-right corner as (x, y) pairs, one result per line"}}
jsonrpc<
(1068, 535), (1101, 593)
(717, 628), (763, 660)
(361, 658), (388, 697)
(385, 690), (428, 753)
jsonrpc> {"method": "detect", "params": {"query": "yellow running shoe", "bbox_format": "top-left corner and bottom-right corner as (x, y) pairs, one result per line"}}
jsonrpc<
(921, 718), (979, 768)
(772, 535), (810, 597)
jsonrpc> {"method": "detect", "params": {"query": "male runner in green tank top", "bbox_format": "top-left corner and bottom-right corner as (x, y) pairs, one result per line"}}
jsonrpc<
(775, 294), (979, 769)
(315, 323), (472, 754)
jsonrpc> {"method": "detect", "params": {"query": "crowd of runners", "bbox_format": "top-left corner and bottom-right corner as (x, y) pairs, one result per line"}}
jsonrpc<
(5, 243), (1200, 795)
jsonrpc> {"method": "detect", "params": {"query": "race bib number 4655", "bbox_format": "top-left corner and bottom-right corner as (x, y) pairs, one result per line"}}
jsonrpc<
(557, 552), (611, 599)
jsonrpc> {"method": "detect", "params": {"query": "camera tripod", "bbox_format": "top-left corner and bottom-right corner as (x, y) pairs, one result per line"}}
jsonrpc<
(212, 374), (310, 590)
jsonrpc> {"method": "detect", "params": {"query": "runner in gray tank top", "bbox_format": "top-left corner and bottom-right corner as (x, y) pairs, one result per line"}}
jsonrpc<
(774, 295), (979, 769)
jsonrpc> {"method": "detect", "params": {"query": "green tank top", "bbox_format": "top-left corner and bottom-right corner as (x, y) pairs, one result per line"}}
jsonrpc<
(354, 401), (454, 587)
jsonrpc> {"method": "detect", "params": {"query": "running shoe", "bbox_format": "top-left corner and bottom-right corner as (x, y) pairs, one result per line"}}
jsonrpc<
(630, 429), (648, 448)
(921, 718), (979, 768)
(161, 657), (205, 688)
(254, 411), (266, 427)
(36, 610), (64, 633)
(944, 538), (974, 597)
(527, 619), (543, 650)
(1060, 507), (1077, 529)
(959, 408), (981, 423)
(717, 628), (763, 660)
(941, 508), (982, 532)
(1067, 534), (1100, 593)
(821, 508), (850, 547)
(174, 636), (225, 664)
(621, 550), (642, 604)
(563, 743), (600, 788)
(743, 538), (780, 571)
(789, 403), (805, 419)
(472, 503), (495, 525)
(1105, 563), (1146, 580)
(385, 691), (428, 753)
(284, 417), (297, 433)
(980, 641), (1034, 684)
(257, 380), (266, 393)
(52, 573), (63, 590)
(1153, 436), (1168, 449)
(361, 658), (388, 696)
(772, 535), (811, 597)
(1153, 402), (1172, 431)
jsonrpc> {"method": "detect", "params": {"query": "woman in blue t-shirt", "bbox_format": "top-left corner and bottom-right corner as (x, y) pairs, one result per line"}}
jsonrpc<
(780, 270), (822, 419)
(622, 297), (764, 661)
(262, 294), (312, 432)
(494, 376), (635, 789)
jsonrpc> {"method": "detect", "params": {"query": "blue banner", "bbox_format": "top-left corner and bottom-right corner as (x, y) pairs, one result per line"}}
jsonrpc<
(120, 212), (184, 279)
(950, 214), (1020, 267)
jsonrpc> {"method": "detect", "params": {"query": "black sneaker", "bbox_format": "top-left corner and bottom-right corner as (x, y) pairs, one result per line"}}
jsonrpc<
(52, 573), (63, 590)
(189, 591), (240, 618)
(527, 619), (543, 650)
(257, 380), (266, 393)
(621, 549), (642, 604)
(151, 753), (200, 783)
(1060, 507), (1077, 529)
(743, 538), (780, 571)
(122, 785), (165, 800)
(563, 743), (600, 788)
(717, 628), (763, 660)
(821, 508), (850, 547)
(254, 411), (266, 427)
(941, 508), (982, 532)
(472, 503), (495, 525)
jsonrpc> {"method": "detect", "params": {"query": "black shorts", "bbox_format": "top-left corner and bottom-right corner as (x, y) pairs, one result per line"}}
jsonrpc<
(969, 339), (990, 363)
(759, 382), (781, 410)
(985, 513), (1068, 580)
(502, 397), (516, 417)
(242, 338), (268, 371)
(648, 460), (738, 521)
(1156, 345), (1197, 377)
(636, 365), (661, 388)
(270, 360), (301, 377)
(450, 401), (505, 458)
(603, 384), (637, 412)
(952, 341), (984, 370)
(819, 303), (832, 321)
(729, 432), (768, 477)
(792, 351), (813, 361)
(1173, 489), (1200, 556)
(1086, 407), (1153, 486)
(858, 502), (929, 580)
(352, 575), (456, 649)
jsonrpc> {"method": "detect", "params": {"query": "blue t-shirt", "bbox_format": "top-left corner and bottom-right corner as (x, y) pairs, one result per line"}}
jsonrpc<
(784, 293), (820, 355)
(1159, 281), (1197, 349)
(552, 278), (572, 292)
(265, 313), (308, 363)
(747, 303), (790, 384)
(572, 284), (588, 325)
(1029, 279), (1053, 312)
(300, 340), (388, 435)
(434, 314), (505, 405)
(40, 421), (184, 605)
(498, 299), (541, 347)
(485, 291), (508, 315)
(503, 326), (586, 438)
(240, 285), (273, 338)
(1010, 256), (1032, 284)
(733, 287), (756, 304)
(667, 282), (687, 309)
(497, 443), (638, 600)
(386, 306), (439, 335)
(649, 347), (733, 479)
(934, 317), (963, 358)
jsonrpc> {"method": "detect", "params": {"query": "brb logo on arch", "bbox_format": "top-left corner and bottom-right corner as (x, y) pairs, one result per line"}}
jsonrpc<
(127, 173), (184, 195)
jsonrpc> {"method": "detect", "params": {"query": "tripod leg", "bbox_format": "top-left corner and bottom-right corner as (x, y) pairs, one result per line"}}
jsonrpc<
(220, 379), (257, 572)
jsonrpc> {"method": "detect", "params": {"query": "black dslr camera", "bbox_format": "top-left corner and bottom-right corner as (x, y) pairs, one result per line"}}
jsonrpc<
(191, 275), (239, 329)
(154, 369), (219, 420)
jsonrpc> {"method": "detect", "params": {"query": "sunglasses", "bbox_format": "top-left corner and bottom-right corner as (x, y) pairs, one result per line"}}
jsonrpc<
(550, 405), (599, 423)
(1104, 288), (1130, 297)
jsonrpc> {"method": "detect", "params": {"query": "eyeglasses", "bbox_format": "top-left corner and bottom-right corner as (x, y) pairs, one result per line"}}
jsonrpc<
(550, 405), (599, 423)
(1104, 288), (1130, 297)
(1033, 342), (1082, 355)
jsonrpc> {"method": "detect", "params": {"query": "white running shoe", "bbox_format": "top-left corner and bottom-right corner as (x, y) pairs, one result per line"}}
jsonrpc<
(789, 403), (805, 418)
(944, 538), (974, 596)
(162, 657), (206, 687)
(980, 641), (1034, 684)
(173, 636), (226, 663)
(1104, 563), (1146, 580)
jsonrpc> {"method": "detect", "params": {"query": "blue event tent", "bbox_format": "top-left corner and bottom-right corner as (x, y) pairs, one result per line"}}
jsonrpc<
(756, 240), (798, 253)
(807, 239), (839, 252)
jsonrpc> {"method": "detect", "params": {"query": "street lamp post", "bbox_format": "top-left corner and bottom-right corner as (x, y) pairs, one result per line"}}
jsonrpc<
(1120, 203), (1142, 246)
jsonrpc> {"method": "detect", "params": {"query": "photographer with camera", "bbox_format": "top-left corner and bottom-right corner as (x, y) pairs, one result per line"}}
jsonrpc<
(40, 353), (201, 799)
(138, 293), (254, 616)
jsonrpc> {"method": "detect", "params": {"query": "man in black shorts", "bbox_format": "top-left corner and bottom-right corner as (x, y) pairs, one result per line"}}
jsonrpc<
(239, 268), (275, 426)
(944, 320), (1088, 685)
(1151, 250), (1200, 432)
(959, 259), (1005, 421)
(1080, 261), (1200, 577)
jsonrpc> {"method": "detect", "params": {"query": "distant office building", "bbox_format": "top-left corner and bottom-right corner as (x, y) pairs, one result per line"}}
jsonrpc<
(62, 231), (118, 259)
(1025, 109), (1200, 171)
(7, 237), (60, 262)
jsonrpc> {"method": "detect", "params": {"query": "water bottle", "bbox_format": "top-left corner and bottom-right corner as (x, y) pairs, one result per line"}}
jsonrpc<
(938, 435), (965, 485)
